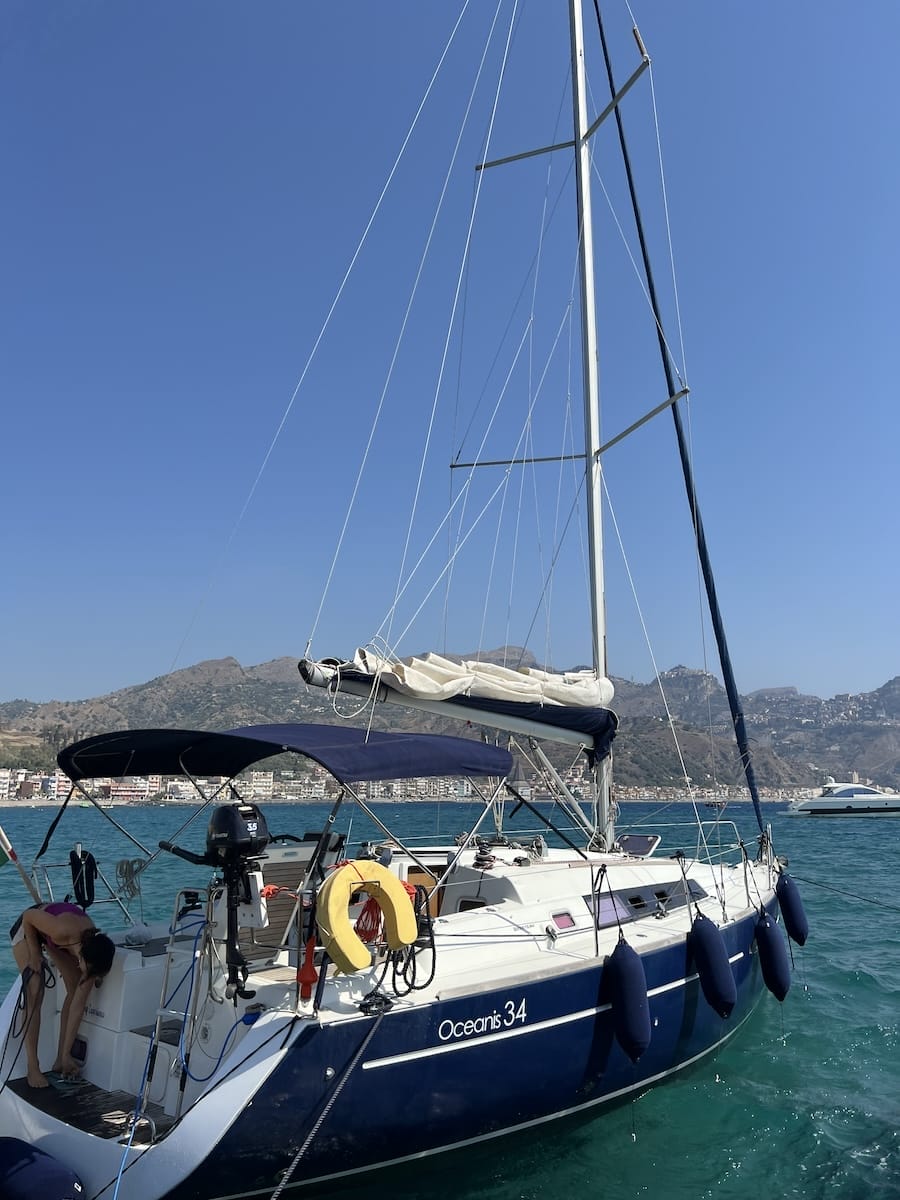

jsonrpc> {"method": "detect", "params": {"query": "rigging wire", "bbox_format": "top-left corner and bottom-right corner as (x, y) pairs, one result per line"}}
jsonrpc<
(580, 11), (735, 809)
(347, 12), (583, 665)
(420, 178), (600, 667)
(642, 55), (727, 796)
(600, 473), (726, 886)
(372, 6), (587, 665)
(150, 5), (475, 672)
(509, 77), (574, 670)
(304, 1), (479, 657)
(384, 0), (517, 654)
(587, 0), (766, 833)
(460, 306), (576, 664)
(374, 305), (599, 658)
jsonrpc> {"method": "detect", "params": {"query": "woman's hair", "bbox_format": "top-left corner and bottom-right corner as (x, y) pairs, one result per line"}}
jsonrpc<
(79, 928), (115, 979)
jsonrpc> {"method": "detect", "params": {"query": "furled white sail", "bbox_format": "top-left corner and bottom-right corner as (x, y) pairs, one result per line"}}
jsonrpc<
(344, 649), (614, 708)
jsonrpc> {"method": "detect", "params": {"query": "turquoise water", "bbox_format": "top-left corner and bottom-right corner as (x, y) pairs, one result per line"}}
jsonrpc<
(1, 801), (897, 1199)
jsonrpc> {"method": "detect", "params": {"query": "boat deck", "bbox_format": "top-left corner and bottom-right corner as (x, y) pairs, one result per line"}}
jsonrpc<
(6, 1074), (174, 1142)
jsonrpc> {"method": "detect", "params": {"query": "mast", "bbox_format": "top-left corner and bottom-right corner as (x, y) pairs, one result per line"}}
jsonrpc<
(569, 0), (613, 847)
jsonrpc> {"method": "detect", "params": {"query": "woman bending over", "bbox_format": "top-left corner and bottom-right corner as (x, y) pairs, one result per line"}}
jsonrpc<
(10, 901), (115, 1088)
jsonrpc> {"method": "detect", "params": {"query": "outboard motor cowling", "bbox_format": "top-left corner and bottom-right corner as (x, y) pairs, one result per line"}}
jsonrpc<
(206, 802), (269, 863)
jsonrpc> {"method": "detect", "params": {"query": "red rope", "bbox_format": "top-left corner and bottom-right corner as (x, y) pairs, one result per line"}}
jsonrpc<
(354, 897), (382, 943)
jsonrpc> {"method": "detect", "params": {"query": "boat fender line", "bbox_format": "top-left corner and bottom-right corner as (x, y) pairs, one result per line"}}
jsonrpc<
(605, 935), (651, 1063)
(754, 911), (791, 1001)
(688, 913), (737, 1019)
(0, 1136), (84, 1200)
(316, 860), (418, 975)
(775, 874), (809, 946)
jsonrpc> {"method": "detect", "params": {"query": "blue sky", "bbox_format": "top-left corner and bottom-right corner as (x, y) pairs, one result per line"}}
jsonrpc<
(2, 2), (897, 705)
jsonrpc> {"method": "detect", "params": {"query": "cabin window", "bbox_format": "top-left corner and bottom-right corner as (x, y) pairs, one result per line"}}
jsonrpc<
(458, 898), (487, 912)
(552, 912), (576, 929)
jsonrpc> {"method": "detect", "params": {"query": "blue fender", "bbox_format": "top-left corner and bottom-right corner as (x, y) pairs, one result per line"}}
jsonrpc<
(0, 1137), (83, 1200)
(755, 912), (791, 1001)
(776, 874), (809, 946)
(688, 912), (737, 1018)
(606, 937), (651, 1063)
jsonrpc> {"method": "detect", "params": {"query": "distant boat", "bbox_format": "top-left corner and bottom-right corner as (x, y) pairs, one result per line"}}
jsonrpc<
(787, 776), (900, 816)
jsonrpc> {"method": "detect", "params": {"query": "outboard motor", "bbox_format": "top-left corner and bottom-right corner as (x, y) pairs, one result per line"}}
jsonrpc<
(160, 802), (270, 1001)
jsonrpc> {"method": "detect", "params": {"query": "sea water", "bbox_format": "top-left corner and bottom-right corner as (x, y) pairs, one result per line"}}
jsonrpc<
(0, 800), (896, 1200)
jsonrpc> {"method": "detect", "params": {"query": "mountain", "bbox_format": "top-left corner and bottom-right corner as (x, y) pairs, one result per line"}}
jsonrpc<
(613, 666), (900, 789)
(2, 656), (899, 790)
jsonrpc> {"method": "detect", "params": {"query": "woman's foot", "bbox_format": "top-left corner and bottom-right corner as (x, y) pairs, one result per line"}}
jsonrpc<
(26, 1066), (49, 1088)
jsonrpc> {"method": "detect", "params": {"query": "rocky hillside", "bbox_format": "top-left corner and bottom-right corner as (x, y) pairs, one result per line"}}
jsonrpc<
(2, 656), (899, 789)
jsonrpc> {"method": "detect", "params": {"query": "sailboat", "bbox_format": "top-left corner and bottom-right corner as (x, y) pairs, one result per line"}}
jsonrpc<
(0, 4), (808, 1198)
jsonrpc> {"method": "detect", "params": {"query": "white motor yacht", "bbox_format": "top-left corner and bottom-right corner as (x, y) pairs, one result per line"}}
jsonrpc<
(788, 777), (900, 816)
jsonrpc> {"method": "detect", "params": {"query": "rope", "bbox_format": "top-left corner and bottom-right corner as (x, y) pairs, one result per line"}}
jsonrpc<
(389, 885), (436, 995)
(268, 1013), (386, 1200)
(0, 963), (55, 1096)
(738, 840), (768, 913)
(115, 859), (146, 900)
(790, 873), (900, 915)
(354, 896), (382, 944)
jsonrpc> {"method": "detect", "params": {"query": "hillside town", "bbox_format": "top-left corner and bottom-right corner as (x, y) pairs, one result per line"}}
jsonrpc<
(0, 761), (812, 807)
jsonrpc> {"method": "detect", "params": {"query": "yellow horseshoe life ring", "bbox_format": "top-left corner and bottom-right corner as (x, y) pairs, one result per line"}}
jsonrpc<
(317, 859), (418, 974)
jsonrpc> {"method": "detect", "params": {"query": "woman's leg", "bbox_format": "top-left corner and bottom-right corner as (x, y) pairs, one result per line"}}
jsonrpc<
(12, 940), (47, 1088)
(47, 948), (86, 1077)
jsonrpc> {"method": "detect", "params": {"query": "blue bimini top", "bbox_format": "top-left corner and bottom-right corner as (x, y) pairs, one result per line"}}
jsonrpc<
(57, 722), (513, 786)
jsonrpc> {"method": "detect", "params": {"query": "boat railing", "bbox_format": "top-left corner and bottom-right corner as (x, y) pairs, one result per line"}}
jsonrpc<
(359, 818), (744, 864)
(31, 841), (139, 924)
(622, 820), (744, 863)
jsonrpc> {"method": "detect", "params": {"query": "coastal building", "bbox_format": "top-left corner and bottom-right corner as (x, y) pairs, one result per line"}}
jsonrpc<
(0, 756), (815, 807)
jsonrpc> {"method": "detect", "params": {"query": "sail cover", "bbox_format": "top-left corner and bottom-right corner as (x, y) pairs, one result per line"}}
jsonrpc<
(58, 722), (513, 785)
(299, 651), (618, 757)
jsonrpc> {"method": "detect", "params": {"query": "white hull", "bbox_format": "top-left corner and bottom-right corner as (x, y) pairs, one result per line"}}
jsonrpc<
(788, 804), (900, 816)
